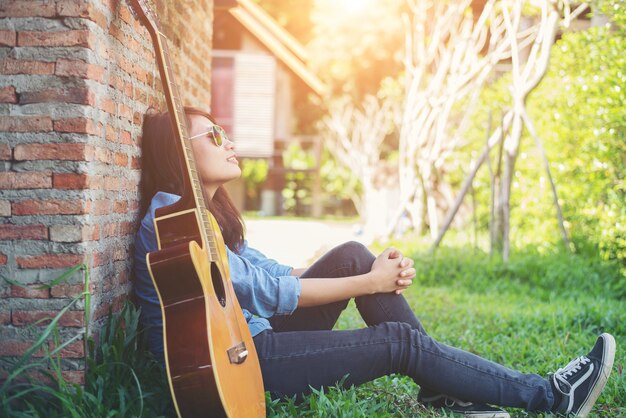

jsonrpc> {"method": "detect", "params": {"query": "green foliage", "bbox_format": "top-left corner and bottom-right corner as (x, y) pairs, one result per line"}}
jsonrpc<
(241, 158), (269, 210)
(1, 301), (173, 417)
(527, 19), (625, 266)
(596, 0), (626, 28)
(281, 142), (315, 215)
(1, 264), (172, 418)
(456, 8), (625, 271)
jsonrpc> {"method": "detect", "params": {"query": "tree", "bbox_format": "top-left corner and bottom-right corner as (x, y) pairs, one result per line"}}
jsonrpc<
(393, 0), (517, 240)
(321, 93), (401, 241)
(430, 1), (588, 262)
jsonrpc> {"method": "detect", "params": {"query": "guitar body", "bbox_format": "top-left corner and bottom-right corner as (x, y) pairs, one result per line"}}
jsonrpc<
(147, 209), (265, 418)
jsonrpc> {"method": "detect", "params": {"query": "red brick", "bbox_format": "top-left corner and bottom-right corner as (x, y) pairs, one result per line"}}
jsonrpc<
(120, 130), (132, 145)
(13, 310), (83, 327)
(114, 152), (128, 167)
(104, 176), (118, 191)
(92, 251), (109, 267)
(0, 311), (10, 325)
(55, 59), (105, 82)
(0, 172), (52, 189)
(93, 294), (127, 321)
(133, 111), (143, 126)
(113, 248), (127, 262)
(100, 98), (116, 114)
(20, 87), (95, 106)
(123, 81), (133, 97)
(53, 173), (89, 189)
(0, 224), (48, 240)
(56, 0), (107, 28)
(108, 22), (124, 43)
(81, 224), (100, 241)
(131, 156), (141, 169)
(61, 370), (85, 385)
(0, 116), (52, 132)
(109, 73), (124, 90)
(0, 30), (16, 47)
(17, 253), (84, 269)
(105, 124), (116, 141)
(0, 252), (6, 265)
(91, 199), (111, 215)
(87, 175), (103, 188)
(53, 118), (100, 135)
(50, 282), (88, 298)
(10, 285), (49, 299)
(14, 143), (94, 161)
(118, 4), (134, 25)
(95, 147), (113, 164)
(0, 59), (55, 75)
(18, 30), (94, 48)
(0, 86), (17, 103)
(49, 339), (84, 357)
(113, 201), (128, 214)
(0, 143), (11, 160)
(0, 1), (56, 17)
(0, 340), (45, 357)
(12, 199), (86, 215)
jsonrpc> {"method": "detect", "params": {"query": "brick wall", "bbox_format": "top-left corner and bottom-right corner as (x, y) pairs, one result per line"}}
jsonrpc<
(0, 0), (214, 383)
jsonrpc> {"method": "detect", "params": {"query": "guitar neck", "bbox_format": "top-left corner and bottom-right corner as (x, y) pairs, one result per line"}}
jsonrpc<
(151, 28), (220, 260)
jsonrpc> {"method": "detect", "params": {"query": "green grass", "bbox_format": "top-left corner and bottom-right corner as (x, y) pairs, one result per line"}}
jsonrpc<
(1, 243), (624, 417)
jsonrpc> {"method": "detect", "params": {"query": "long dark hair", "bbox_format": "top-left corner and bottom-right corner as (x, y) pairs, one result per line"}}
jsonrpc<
(139, 106), (245, 252)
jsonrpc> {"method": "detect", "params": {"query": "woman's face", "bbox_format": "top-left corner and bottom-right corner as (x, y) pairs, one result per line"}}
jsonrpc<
(188, 114), (241, 196)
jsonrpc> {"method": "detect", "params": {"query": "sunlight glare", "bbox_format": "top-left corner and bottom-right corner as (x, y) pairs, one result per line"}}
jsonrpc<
(341, 0), (373, 14)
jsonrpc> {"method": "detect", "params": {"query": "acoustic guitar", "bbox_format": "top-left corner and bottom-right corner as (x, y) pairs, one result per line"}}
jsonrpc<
(127, 1), (266, 417)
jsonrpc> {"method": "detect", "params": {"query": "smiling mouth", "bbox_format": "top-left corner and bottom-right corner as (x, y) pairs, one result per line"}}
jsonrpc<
(227, 156), (238, 163)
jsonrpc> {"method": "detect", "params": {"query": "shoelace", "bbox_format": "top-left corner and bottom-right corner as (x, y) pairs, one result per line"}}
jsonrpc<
(552, 356), (591, 395)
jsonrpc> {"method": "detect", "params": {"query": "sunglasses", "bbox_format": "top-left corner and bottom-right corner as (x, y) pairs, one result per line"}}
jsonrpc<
(188, 124), (229, 147)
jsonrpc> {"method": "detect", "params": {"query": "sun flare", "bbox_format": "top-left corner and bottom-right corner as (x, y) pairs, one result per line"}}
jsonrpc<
(338, 0), (374, 14)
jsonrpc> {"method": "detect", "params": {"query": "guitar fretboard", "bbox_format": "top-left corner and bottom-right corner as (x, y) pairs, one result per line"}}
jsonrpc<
(155, 29), (220, 261)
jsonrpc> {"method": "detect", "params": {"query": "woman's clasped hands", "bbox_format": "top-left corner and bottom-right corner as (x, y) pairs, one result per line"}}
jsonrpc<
(369, 248), (416, 295)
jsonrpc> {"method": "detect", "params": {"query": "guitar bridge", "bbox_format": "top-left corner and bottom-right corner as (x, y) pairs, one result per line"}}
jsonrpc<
(227, 342), (248, 364)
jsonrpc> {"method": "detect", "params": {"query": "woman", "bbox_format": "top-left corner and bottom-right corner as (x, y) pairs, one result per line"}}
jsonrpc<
(133, 107), (616, 417)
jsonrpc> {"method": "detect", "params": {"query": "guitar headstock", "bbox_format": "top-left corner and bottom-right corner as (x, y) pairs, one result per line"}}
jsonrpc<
(127, 0), (160, 34)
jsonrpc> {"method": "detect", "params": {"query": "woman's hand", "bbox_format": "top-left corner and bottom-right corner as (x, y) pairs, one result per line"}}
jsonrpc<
(369, 248), (416, 295)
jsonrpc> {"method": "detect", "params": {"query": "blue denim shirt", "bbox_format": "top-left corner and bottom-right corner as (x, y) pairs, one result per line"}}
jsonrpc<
(133, 192), (301, 357)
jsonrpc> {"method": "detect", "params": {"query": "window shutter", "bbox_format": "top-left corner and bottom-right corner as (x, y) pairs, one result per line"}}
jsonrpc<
(233, 53), (276, 158)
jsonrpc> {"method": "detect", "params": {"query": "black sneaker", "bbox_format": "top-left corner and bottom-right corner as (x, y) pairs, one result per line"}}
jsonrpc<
(419, 394), (510, 417)
(551, 333), (616, 417)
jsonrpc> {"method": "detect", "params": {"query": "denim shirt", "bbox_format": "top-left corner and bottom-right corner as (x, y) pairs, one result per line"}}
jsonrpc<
(133, 192), (301, 357)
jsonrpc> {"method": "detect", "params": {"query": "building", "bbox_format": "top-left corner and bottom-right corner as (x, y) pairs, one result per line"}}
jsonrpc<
(212, 0), (325, 215)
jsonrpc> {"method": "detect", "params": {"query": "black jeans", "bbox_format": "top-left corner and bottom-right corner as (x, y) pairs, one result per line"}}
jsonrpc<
(253, 242), (556, 411)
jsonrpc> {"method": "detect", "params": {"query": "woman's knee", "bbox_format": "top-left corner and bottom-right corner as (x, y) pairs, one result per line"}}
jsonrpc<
(334, 241), (375, 274)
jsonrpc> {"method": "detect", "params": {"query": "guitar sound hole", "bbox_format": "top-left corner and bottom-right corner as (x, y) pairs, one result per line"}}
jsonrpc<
(210, 262), (227, 307)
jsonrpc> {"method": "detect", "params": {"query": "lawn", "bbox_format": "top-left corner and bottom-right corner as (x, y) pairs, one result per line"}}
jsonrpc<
(2, 243), (624, 417)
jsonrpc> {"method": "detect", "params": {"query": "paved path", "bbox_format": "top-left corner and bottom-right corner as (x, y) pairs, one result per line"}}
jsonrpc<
(244, 218), (366, 268)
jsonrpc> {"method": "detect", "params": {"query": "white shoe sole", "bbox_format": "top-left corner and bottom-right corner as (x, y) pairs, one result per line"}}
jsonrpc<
(463, 412), (510, 418)
(576, 333), (616, 417)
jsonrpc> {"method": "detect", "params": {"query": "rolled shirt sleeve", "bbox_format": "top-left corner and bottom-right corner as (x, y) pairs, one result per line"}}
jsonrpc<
(227, 243), (300, 317)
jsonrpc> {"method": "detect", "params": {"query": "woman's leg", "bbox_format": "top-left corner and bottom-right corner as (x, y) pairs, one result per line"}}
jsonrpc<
(270, 241), (426, 333)
(253, 322), (555, 412)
